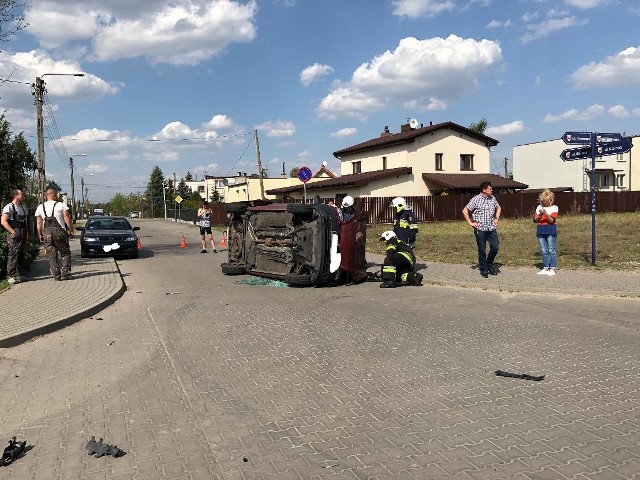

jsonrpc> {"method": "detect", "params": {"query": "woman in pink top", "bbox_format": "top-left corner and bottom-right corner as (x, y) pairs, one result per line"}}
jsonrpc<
(533, 189), (558, 276)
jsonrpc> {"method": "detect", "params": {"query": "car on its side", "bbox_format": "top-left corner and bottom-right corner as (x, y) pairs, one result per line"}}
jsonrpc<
(77, 216), (140, 259)
(221, 200), (368, 286)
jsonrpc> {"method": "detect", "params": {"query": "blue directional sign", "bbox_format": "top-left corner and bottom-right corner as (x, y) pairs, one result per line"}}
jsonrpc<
(595, 138), (633, 156)
(595, 132), (623, 144)
(297, 166), (313, 183)
(560, 146), (591, 161)
(562, 131), (593, 145)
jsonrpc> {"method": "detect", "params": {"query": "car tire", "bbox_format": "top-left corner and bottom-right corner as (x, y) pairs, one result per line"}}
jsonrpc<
(286, 203), (314, 214)
(221, 263), (246, 275)
(224, 204), (248, 214)
(284, 273), (313, 287)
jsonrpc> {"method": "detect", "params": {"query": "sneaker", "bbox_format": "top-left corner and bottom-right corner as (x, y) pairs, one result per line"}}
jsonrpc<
(200, 249), (207, 253)
(488, 266), (498, 275)
(412, 272), (423, 286)
(547, 269), (556, 276)
(537, 269), (549, 275)
(212, 249), (218, 253)
(480, 271), (489, 278)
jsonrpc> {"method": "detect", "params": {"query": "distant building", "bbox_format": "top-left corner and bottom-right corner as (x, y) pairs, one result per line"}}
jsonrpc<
(513, 135), (640, 192)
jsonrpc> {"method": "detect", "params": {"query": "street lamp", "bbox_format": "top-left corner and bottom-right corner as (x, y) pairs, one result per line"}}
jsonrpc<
(80, 173), (93, 218)
(34, 72), (85, 203)
(69, 153), (87, 222)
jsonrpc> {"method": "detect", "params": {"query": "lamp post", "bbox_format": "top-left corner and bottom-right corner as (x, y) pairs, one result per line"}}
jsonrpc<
(33, 72), (85, 203)
(69, 153), (87, 222)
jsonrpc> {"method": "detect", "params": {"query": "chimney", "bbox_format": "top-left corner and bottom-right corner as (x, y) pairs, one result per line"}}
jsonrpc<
(281, 161), (287, 178)
(400, 122), (412, 133)
(380, 125), (391, 137)
(237, 171), (242, 177)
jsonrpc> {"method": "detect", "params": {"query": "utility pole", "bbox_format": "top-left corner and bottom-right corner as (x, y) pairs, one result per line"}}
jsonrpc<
(34, 77), (46, 203)
(504, 157), (509, 178)
(255, 129), (266, 200)
(69, 157), (76, 222)
(173, 172), (177, 221)
(80, 176), (85, 218)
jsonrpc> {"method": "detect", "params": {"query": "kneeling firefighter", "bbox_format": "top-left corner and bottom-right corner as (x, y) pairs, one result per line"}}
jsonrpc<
(379, 231), (423, 288)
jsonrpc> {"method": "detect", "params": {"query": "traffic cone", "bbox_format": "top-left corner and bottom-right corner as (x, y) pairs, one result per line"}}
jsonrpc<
(137, 235), (142, 250)
(219, 233), (227, 247)
(179, 233), (187, 248)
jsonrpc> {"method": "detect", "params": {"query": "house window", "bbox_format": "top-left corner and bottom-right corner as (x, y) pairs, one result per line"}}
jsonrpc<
(215, 180), (226, 188)
(352, 161), (361, 174)
(617, 174), (625, 187)
(382, 156), (387, 170)
(597, 174), (610, 188)
(435, 153), (443, 171)
(460, 154), (474, 171)
(198, 186), (205, 192)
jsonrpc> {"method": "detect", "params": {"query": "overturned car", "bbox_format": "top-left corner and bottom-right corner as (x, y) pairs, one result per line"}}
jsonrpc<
(221, 201), (368, 286)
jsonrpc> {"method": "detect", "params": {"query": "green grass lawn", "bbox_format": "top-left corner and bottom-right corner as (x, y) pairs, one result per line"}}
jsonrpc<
(367, 212), (640, 271)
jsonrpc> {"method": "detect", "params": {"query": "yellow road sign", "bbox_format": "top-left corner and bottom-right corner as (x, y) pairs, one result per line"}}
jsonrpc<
(175, 195), (183, 204)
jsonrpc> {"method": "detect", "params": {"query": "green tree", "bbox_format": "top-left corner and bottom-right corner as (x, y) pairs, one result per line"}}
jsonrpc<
(0, 114), (36, 202)
(144, 166), (165, 218)
(210, 190), (220, 204)
(176, 178), (190, 198)
(184, 171), (193, 181)
(289, 167), (299, 178)
(468, 118), (488, 134)
(108, 193), (129, 216)
(0, 0), (28, 42)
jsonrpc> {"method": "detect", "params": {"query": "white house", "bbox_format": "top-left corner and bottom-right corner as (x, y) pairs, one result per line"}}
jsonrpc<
(267, 120), (527, 200)
(513, 135), (640, 192)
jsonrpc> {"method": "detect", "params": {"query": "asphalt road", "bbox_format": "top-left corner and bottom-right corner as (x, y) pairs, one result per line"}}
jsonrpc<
(1, 219), (639, 479)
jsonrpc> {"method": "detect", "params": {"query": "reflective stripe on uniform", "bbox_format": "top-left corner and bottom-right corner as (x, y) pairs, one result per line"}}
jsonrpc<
(409, 224), (419, 230)
(399, 220), (409, 228)
(399, 251), (414, 266)
(401, 273), (409, 282)
(383, 266), (396, 273)
(386, 244), (397, 251)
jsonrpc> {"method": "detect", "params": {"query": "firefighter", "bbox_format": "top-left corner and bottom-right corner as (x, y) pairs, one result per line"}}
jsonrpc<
(341, 195), (356, 222)
(379, 231), (423, 288)
(391, 197), (418, 248)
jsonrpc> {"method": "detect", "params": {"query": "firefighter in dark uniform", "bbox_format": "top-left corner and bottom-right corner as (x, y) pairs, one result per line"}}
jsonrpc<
(379, 231), (423, 288)
(391, 197), (418, 248)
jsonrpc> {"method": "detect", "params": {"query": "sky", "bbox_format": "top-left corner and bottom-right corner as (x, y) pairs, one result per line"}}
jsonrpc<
(1, 0), (640, 201)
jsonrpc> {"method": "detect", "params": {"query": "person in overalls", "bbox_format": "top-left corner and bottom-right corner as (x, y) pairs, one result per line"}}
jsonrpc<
(1, 188), (29, 284)
(35, 189), (74, 281)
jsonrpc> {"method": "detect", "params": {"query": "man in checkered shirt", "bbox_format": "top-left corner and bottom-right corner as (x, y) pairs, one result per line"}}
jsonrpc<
(462, 181), (502, 278)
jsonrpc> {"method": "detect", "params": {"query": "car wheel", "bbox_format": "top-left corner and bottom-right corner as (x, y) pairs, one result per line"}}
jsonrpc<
(284, 273), (313, 287)
(286, 203), (314, 214)
(224, 203), (248, 214)
(221, 262), (246, 275)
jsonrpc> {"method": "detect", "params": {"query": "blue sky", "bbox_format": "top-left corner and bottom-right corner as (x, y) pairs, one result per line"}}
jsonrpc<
(1, 0), (639, 201)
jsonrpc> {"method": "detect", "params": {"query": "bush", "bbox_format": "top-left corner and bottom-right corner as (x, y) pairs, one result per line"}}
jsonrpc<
(0, 230), (41, 278)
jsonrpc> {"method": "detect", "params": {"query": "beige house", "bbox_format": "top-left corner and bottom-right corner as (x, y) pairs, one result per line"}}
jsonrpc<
(513, 135), (639, 192)
(268, 121), (526, 200)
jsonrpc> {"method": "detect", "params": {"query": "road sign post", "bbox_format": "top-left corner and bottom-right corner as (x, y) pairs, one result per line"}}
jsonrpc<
(297, 166), (313, 203)
(561, 131), (633, 265)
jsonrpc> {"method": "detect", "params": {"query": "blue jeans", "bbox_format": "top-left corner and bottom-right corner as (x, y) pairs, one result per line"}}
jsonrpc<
(537, 234), (557, 269)
(474, 229), (499, 273)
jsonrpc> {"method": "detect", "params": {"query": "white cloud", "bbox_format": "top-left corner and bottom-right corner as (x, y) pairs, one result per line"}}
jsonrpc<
(297, 150), (311, 159)
(85, 163), (109, 174)
(316, 35), (502, 120)
(520, 15), (588, 43)
(329, 128), (358, 138)
(543, 104), (605, 122)
(391, 0), (455, 18)
(571, 47), (640, 88)
(565, 0), (612, 8)
(278, 140), (296, 147)
(300, 63), (334, 86)
(25, 0), (258, 66)
(486, 19), (512, 28)
(608, 105), (630, 118)
(633, 108), (640, 117)
(485, 121), (524, 136)
(255, 119), (296, 137)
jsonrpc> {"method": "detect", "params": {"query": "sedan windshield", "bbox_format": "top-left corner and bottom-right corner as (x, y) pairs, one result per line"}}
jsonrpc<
(86, 219), (132, 230)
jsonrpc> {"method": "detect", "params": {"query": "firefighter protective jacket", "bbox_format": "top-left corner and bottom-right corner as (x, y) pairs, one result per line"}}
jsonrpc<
(393, 208), (418, 246)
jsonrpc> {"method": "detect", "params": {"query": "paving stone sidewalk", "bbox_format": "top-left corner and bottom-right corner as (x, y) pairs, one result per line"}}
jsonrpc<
(0, 239), (125, 347)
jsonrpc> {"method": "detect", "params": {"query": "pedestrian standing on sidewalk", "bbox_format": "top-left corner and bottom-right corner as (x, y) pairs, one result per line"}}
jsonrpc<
(1, 188), (29, 284)
(35, 189), (74, 281)
(462, 181), (501, 278)
(197, 201), (217, 253)
(533, 189), (558, 276)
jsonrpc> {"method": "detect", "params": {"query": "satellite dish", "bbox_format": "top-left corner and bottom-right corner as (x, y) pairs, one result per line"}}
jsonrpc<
(409, 118), (419, 129)
(322, 161), (328, 167)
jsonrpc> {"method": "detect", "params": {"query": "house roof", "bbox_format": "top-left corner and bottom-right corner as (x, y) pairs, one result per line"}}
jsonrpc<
(333, 121), (499, 157)
(422, 173), (528, 190)
(266, 167), (413, 194)
(314, 165), (337, 178)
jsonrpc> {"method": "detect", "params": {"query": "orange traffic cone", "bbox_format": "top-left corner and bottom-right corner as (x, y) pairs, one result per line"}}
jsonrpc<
(179, 233), (187, 248)
(219, 233), (227, 247)
(137, 236), (142, 250)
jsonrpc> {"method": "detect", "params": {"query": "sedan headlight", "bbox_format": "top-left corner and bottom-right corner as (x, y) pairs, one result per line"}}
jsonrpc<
(124, 236), (137, 242)
(84, 237), (99, 242)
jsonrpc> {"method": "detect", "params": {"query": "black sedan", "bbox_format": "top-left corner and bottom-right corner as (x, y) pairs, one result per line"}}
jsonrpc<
(78, 216), (140, 259)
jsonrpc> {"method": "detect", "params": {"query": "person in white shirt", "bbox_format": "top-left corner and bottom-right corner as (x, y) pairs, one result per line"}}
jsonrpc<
(1, 188), (29, 284)
(34, 189), (74, 280)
